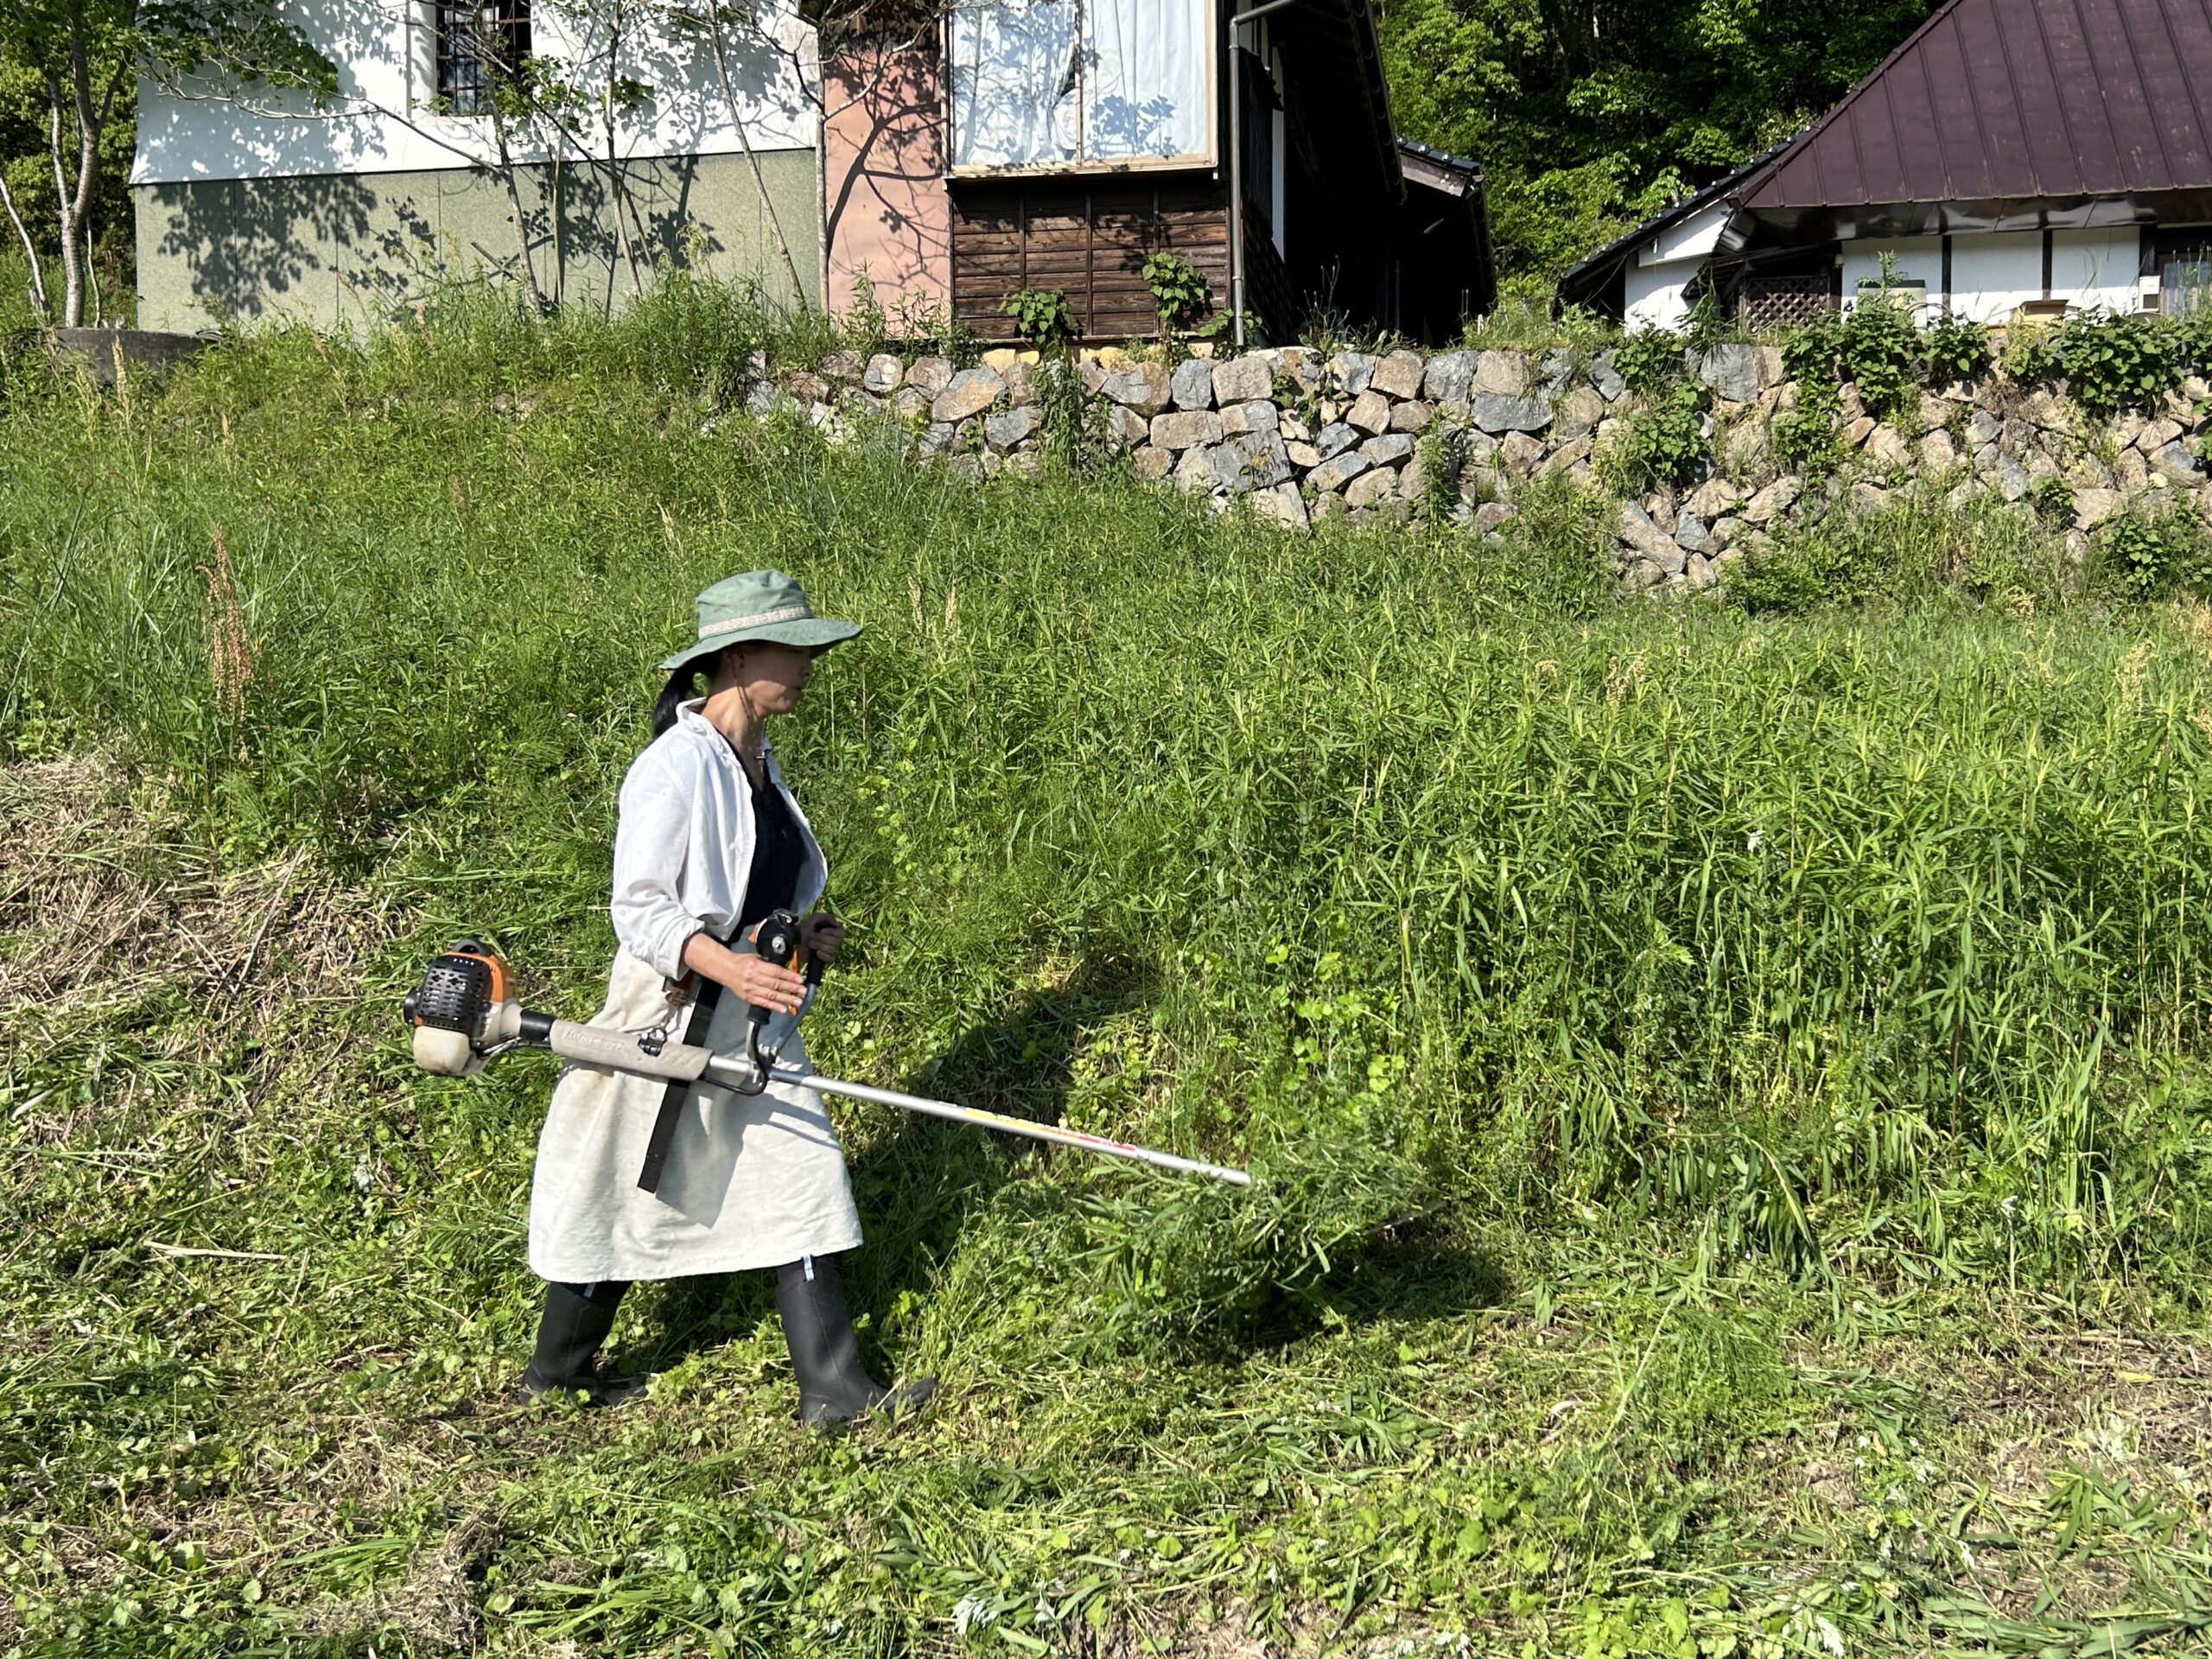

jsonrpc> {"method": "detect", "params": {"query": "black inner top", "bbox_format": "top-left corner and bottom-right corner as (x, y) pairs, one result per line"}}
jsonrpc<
(737, 760), (807, 933)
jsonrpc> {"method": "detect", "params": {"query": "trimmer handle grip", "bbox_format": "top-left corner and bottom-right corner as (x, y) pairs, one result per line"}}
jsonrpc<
(747, 908), (808, 1026)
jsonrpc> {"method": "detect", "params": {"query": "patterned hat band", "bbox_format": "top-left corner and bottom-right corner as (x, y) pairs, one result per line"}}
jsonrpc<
(699, 604), (813, 640)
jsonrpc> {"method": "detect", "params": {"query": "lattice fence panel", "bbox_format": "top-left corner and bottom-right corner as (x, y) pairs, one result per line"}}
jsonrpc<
(1738, 276), (1834, 333)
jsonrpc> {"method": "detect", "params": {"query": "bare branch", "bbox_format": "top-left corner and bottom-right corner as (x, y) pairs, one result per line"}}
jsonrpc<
(698, 0), (807, 299)
(0, 171), (49, 321)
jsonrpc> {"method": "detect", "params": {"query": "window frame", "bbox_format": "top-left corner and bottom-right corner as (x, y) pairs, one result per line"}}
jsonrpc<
(435, 1), (532, 118)
(942, 0), (1218, 179)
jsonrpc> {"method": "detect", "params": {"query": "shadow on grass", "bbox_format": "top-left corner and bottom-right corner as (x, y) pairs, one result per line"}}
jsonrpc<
(615, 957), (1510, 1383)
(622, 953), (1151, 1378)
(1075, 1203), (1522, 1371)
(1245, 1222), (1511, 1349)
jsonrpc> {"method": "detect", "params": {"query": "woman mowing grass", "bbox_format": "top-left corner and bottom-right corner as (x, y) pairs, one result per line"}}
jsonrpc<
(520, 569), (935, 1424)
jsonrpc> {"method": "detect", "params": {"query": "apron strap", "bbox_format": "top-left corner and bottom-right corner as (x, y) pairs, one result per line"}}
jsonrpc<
(636, 977), (724, 1195)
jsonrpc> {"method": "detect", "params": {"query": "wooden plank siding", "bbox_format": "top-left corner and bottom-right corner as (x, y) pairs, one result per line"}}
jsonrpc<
(948, 178), (1232, 341)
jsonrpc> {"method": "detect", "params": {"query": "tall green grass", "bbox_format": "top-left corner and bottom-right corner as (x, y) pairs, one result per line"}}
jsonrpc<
(6, 290), (2212, 1656)
(0, 253), (45, 334)
(5, 306), (2207, 1301)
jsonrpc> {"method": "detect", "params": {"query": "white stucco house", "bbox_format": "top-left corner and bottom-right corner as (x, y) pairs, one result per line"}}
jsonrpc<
(132, 1), (819, 331)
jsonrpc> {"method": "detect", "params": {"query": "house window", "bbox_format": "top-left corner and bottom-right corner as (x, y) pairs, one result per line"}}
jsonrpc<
(2158, 246), (2212, 315)
(950, 0), (1210, 169)
(437, 2), (531, 116)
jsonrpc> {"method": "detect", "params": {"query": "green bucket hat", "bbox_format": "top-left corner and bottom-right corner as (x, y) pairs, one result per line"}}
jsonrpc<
(658, 569), (861, 674)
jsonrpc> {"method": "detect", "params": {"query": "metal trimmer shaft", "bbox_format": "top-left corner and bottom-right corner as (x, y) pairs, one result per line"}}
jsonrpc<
(404, 941), (1251, 1187)
(552, 1019), (1250, 1185)
(760, 1064), (1250, 1185)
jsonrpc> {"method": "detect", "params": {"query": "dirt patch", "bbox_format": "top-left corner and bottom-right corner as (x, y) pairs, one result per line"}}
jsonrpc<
(1921, 1329), (2212, 1508)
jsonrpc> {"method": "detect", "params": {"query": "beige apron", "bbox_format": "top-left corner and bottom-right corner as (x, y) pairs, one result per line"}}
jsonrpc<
(525, 946), (863, 1283)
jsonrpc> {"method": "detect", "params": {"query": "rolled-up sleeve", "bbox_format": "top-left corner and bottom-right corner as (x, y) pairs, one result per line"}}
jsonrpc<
(610, 761), (704, 981)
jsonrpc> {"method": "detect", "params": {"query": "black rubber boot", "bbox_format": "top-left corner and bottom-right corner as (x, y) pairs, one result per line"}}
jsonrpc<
(776, 1255), (935, 1427)
(520, 1280), (645, 1407)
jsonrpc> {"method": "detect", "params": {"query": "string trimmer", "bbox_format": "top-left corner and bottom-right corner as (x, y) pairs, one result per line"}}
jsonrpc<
(401, 913), (1252, 1188)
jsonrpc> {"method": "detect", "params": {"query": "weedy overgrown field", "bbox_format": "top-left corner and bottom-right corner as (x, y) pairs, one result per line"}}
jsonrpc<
(5, 288), (2212, 1659)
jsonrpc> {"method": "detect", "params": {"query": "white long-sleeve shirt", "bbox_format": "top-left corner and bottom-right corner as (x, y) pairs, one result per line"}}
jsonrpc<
(607, 700), (828, 981)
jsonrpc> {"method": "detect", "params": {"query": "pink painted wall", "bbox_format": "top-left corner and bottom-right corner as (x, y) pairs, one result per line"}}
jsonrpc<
(825, 42), (951, 316)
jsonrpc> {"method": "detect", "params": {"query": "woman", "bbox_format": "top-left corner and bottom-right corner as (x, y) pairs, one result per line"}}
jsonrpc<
(521, 569), (933, 1425)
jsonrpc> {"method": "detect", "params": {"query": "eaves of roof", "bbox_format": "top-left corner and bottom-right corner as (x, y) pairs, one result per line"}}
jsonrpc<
(1399, 137), (1483, 198)
(1552, 142), (1791, 311)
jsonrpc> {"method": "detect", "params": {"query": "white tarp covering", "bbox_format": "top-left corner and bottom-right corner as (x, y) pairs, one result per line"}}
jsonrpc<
(950, 0), (1208, 168)
(950, 0), (1079, 166)
(1085, 0), (1208, 159)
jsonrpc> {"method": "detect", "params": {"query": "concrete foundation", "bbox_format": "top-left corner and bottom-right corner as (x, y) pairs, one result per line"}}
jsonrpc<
(134, 149), (818, 333)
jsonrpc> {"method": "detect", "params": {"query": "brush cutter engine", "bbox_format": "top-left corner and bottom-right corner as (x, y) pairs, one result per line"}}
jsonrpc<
(403, 938), (709, 1088)
(403, 939), (524, 1077)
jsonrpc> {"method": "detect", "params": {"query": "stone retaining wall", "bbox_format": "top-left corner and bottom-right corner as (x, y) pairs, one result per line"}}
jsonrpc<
(741, 340), (2212, 592)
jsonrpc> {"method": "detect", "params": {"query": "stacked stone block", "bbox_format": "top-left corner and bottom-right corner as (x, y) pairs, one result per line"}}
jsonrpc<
(732, 337), (2212, 594)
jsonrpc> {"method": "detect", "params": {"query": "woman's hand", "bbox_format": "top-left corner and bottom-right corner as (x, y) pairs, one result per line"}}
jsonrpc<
(681, 929), (806, 1014)
(729, 950), (807, 1014)
(802, 912), (846, 965)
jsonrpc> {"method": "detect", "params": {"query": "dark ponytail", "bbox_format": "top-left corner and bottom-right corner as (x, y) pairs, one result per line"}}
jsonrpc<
(651, 664), (702, 739)
(651, 645), (735, 738)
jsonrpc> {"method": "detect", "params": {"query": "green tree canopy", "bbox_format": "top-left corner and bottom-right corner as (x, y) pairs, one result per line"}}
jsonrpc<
(0, 0), (330, 325)
(1379, 0), (1936, 302)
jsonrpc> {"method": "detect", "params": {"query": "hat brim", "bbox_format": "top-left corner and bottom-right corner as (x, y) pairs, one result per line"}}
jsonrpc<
(657, 616), (861, 673)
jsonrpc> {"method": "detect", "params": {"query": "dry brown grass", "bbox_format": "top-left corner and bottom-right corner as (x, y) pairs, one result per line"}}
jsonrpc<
(199, 528), (259, 725)
(0, 752), (402, 1144)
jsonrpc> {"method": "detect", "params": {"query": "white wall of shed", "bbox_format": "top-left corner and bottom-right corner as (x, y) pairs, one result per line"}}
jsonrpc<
(1840, 235), (1941, 318)
(1645, 199), (1732, 265)
(1617, 200), (1732, 330)
(2050, 227), (2142, 314)
(1942, 231), (2042, 321)
(1624, 257), (1698, 330)
(134, 0), (815, 186)
(1839, 227), (2143, 322)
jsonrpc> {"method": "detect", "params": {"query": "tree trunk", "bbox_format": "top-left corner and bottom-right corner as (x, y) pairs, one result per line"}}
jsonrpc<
(579, 0), (649, 302)
(541, 117), (643, 315)
(599, 67), (649, 294)
(551, 152), (566, 308)
(45, 91), (81, 327)
(599, 143), (647, 305)
(486, 96), (549, 313)
(810, 31), (828, 311)
(702, 0), (806, 304)
(54, 0), (100, 328)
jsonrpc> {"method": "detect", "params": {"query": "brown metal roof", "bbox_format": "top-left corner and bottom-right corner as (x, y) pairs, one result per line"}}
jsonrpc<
(1741, 0), (2212, 209)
